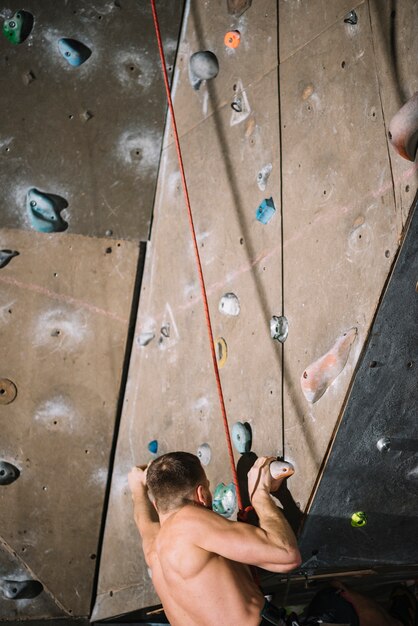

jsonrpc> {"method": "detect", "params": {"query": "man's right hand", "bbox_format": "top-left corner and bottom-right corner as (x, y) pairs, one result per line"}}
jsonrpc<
(128, 465), (148, 500)
(247, 456), (277, 502)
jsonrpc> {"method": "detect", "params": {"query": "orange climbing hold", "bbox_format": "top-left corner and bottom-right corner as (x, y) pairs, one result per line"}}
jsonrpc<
(301, 328), (357, 403)
(224, 30), (241, 49)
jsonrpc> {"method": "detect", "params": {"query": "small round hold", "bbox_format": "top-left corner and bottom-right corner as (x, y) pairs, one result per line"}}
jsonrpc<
(197, 443), (211, 466)
(147, 440), (158, 455)
(105, 229), (113, 237)
(189, 51), (219, 90)
(351, 511), (367, 527)
(0, 378), (17, 405)
(232, 422), (252, 454)
(376, 437), (391, 452)
(270, 315), (288, 343)
(224, 30), (241, 49)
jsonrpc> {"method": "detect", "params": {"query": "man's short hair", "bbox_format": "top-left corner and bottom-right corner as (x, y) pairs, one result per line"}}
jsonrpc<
(146, 451), (206, 513)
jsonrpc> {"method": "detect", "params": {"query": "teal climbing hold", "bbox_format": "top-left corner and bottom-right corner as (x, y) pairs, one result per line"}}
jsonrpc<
(148, 440), (158, 454)
(26, 188), (68, 233)
(232, 421), (252, 454)
(2, 10), (33, 45)
(0, 461), (20, 486)
(58, 38), (92, 67)
(212, 482), (237, 518)
(256, 197), (276, 224)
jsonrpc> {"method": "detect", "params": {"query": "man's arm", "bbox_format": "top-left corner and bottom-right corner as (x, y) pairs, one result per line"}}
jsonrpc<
(189, 457), (301, 573)
(128, 466), (160, 566)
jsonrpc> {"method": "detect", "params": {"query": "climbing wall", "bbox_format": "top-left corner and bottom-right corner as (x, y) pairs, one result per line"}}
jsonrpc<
(94, 0), (418, 619)
(0, 0), (183, 620)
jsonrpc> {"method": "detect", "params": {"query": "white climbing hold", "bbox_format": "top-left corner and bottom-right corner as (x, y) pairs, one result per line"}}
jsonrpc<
(138, 332), (155, 346)
(197, 443), (211, 466)
(219, 293), (240, 316)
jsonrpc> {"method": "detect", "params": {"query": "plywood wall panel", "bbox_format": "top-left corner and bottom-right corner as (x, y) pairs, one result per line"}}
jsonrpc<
(280, 2), (402, 508)
(0, 229), (139, 617)
(279, 0), (364, 62)
(0, 0), (183, 241)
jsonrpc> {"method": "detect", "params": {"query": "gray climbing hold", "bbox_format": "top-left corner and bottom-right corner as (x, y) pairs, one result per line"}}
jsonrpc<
(270, 316), (288, 343)
(212, 482), (237, 518)
(0, 579), (43, 600)
(219, 293), (240, 316)
(197, 443), (211, 466)
(0, 250), (19, 269)
(344, 10), (358, 24)
(232, 422), (252, 454)
(0, 461), (20, 485)
(189, 51), (219, 90)
(257, 164), (273, 191)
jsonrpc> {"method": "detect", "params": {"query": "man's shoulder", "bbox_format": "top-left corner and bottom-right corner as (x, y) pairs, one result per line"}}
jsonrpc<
(169, 504), (219, 533)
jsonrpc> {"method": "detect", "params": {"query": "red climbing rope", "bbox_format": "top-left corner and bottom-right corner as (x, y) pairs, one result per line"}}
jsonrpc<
(150, 0), (243, 513)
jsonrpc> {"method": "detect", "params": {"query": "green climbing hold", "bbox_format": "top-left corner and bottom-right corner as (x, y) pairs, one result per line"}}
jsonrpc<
(351, 511), (367, 527)
(212, 482), (237, 518)
(2, 10), (34, 45)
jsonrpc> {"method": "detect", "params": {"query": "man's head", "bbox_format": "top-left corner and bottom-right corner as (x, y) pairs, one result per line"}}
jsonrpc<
(146, 451), (211, 514)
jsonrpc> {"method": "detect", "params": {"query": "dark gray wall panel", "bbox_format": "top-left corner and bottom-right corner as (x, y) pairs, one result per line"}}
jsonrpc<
(0, 0), (184, 241)
(299, 195), (418, 569)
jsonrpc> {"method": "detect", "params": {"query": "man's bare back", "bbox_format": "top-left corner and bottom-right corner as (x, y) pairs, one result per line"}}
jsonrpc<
(148, 504), (265, 626)
(129, 453), (301, 626)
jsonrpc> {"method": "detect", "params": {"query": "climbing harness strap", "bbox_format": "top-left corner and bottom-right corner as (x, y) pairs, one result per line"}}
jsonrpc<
(150, 0), (243, 512)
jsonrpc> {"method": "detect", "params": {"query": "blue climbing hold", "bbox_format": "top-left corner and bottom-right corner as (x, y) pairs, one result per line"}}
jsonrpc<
(256, 197), (276, 224)
(58, 38), (92, 67)
(26, 188), (68, 233)
(212, 482), (237, 518)
(148, 440), (158, 454)
(232, 421), (252, 454)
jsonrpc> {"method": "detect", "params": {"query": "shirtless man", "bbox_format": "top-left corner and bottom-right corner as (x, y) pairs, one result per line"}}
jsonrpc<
(128, 451), (301, 626)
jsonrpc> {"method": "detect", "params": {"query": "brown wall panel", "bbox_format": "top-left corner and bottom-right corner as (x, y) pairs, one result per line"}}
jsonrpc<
(0, 0), (184, 241)
(0, 229), (139, 617)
